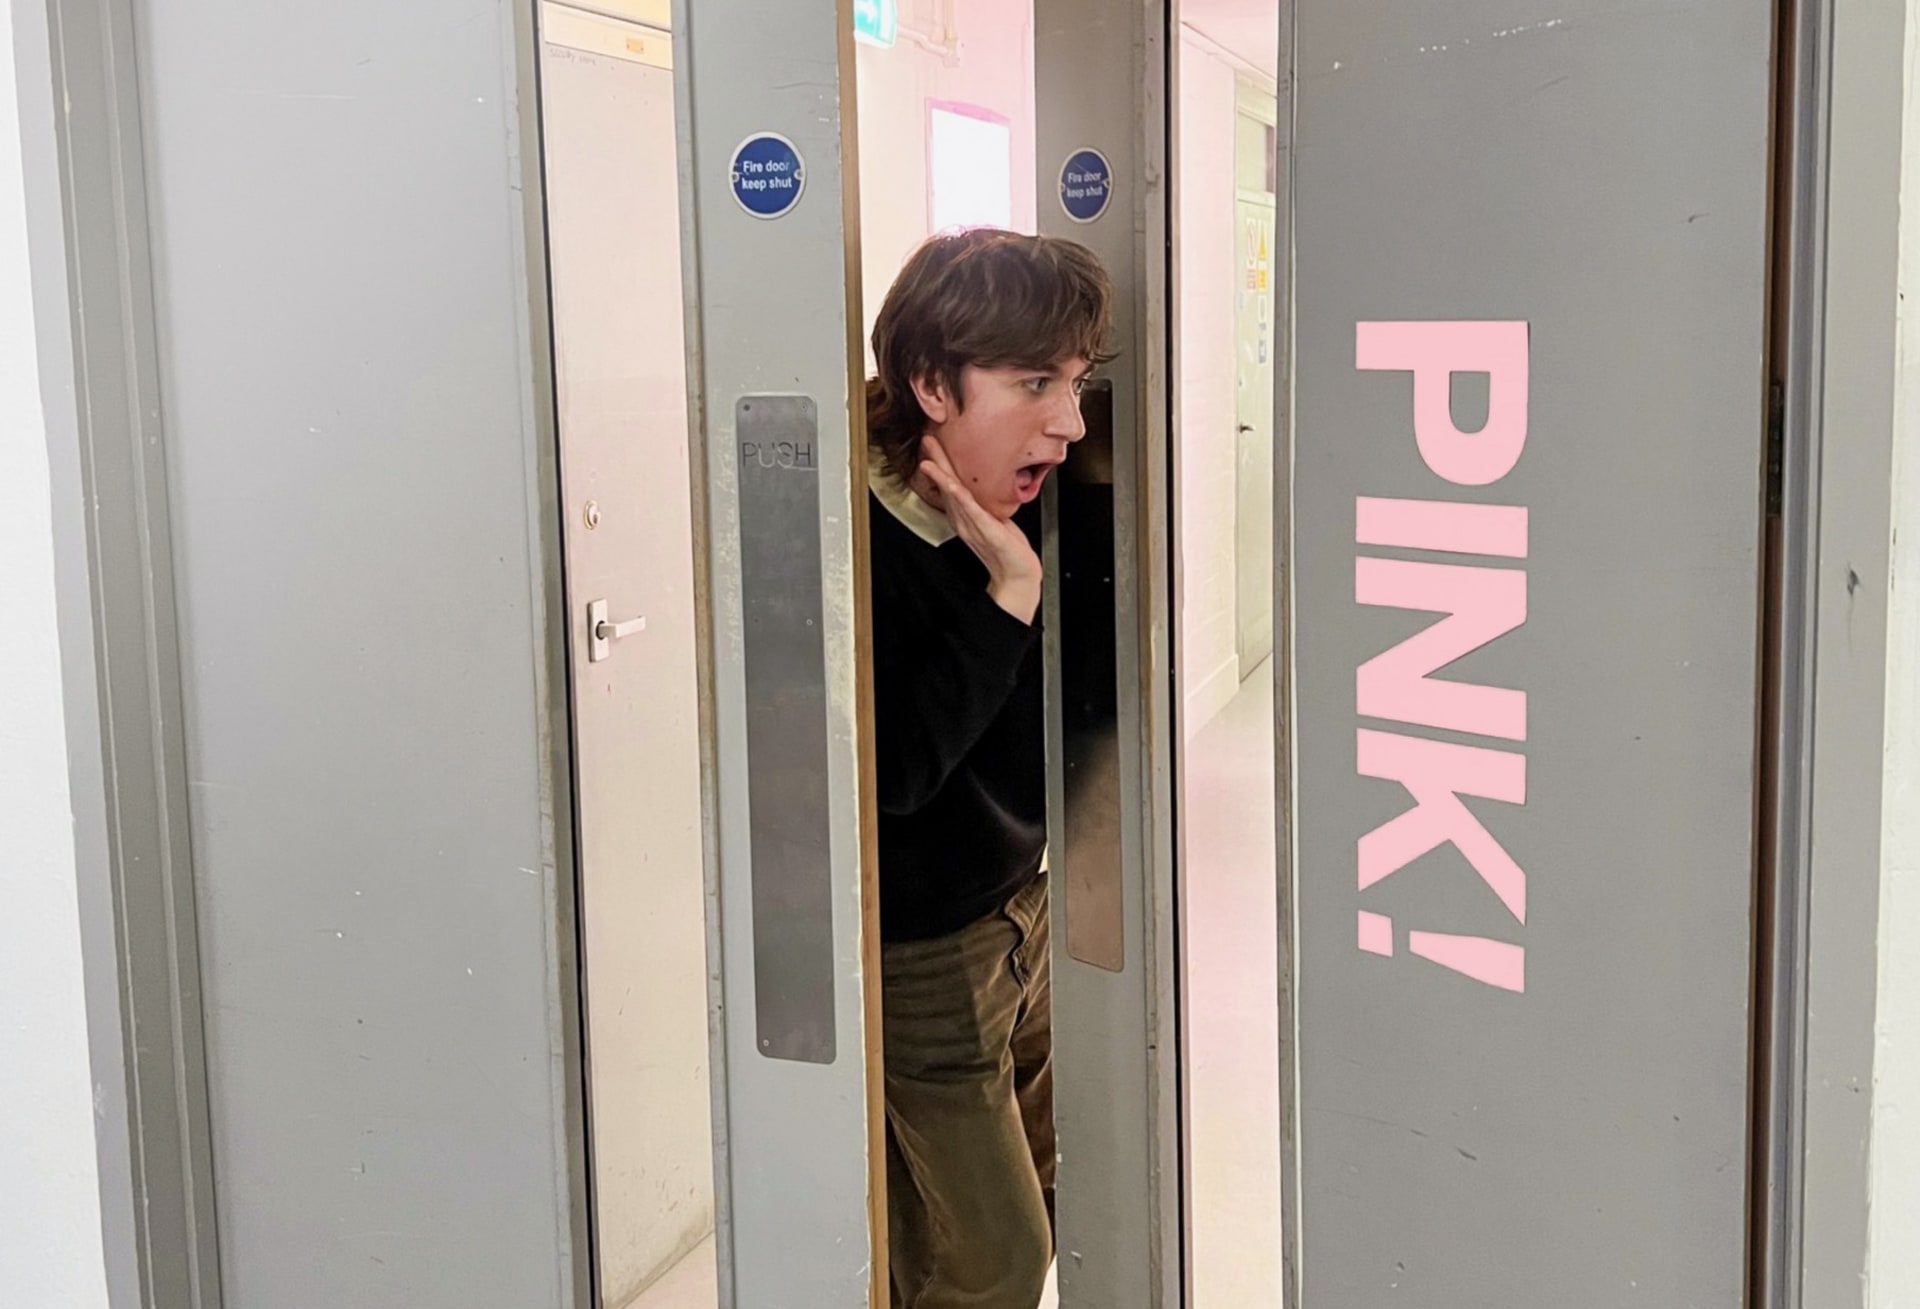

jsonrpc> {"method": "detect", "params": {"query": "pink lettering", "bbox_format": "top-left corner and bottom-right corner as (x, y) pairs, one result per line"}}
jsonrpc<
(1355, 321), (1530, 486)
(1355, 496), (1528, 558)
(1356, 728), (1526, 924)
(1355, 557), (1527, 741)
(1354, 319), (1533, 993)
(1409, 931), (1525, 993)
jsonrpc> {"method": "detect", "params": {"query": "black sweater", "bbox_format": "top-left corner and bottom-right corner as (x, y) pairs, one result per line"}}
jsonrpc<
(870, 492), (1046, 942)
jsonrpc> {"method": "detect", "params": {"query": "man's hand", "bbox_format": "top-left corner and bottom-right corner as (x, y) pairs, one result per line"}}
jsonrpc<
(919, 436), (1042, 625)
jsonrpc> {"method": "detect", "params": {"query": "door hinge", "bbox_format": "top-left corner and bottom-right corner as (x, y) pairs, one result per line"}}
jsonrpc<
(1766, 380), (1785, 516)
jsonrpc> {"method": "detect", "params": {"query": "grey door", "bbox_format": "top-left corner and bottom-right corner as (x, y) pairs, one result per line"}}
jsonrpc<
(671, 0), (885, 1304)
(1279, 0), (1774, 1303)
(1036, 0), (1182, 1305)
(131, 0), (592, 1303)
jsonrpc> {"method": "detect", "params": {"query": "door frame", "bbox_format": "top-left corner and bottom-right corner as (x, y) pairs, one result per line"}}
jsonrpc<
(20, 0), (227, 1301)
(1757, 0), (1906, 1301)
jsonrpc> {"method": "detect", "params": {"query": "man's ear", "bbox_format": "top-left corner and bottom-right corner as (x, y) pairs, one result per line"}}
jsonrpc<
(910, 371), (955, 426)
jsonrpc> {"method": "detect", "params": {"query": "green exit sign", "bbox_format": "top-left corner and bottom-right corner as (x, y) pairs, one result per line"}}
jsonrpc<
(853, 0), (897, 47)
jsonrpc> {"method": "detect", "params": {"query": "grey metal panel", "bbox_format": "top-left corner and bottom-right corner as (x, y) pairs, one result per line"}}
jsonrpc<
(672, 0), (883, 1303)
(1036, 0), (1181, 1304)
(1284, 0), (1772, 1303)
(22, 0), (223, 1302)
(736, 395), (836, 1065)
(132, 0), (586, 1304)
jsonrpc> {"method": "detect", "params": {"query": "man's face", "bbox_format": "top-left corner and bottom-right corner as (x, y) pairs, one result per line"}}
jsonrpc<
(912, 357), (1093, 521)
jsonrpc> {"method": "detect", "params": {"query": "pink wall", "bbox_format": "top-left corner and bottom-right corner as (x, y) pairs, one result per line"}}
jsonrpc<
(853, 8), (1252, 744)
(855, 0), (1038, 361)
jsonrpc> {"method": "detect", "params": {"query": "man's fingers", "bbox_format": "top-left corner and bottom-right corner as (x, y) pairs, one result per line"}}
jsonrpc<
(918, 455), (1014, 563)
(920, 436), (962, 488)
(921, 460), (983, 520)
(919, 460), (961, 508)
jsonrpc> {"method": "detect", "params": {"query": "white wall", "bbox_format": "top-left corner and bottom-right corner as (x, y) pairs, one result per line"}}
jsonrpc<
(1871, 12), (1920, 1299)
(0, 4), (110, 1303)
(856, 0), (1038, 357)
(1176, 31), (1243, 735)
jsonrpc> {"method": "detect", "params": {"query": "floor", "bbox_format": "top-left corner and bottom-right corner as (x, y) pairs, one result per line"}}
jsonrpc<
(624, 1232), (1056, 1309)
(623, 668), (1280, 1309)
(1179, 663), (1284, 1307)
(624, 1233), (714, 1309)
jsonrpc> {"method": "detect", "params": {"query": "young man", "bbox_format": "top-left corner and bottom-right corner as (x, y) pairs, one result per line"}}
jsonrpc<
(864, 228), (1115, 1308)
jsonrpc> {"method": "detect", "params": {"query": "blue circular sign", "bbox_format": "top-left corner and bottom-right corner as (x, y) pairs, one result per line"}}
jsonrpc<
(730, 133), (806, 220)
(1059, 147), (1113, 224)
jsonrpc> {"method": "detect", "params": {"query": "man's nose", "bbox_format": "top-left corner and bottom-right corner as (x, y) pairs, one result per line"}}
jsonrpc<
(1048, 391), (1088, 442)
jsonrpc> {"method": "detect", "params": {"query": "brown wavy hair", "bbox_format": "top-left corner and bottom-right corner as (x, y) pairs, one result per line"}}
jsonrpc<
(866, 229), (1116, 486)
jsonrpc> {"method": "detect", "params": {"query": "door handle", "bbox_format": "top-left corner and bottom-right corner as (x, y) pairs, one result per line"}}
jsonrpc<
(587, 598), (646, 662)
(599, 614), (647, 641)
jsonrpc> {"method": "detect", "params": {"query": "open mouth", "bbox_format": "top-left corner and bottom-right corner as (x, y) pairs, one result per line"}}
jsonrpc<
(1014, 463), (1053, 502)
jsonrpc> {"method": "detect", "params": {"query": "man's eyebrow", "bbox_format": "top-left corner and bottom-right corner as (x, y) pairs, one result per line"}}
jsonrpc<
(1012, 357), (1093, 379)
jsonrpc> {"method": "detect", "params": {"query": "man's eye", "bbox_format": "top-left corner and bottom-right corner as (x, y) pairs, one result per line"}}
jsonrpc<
(1072, 377), (1091, 396)
(1025, 378), (1051, 394)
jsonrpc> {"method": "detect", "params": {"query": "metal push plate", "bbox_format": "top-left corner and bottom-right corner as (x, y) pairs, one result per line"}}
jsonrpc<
(736, 394), (835, 1063)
